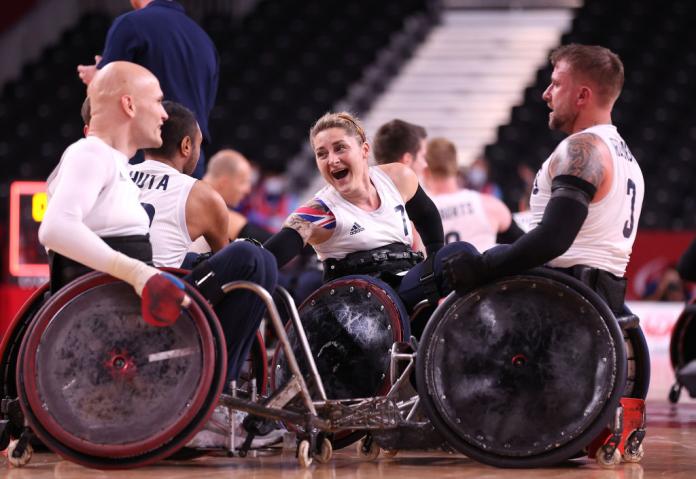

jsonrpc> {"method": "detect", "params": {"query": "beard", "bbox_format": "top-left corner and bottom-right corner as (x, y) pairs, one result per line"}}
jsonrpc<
(548, 109), (576, 134)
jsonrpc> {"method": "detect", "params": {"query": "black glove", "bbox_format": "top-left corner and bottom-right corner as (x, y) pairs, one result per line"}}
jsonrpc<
(442, 245), (488, 294)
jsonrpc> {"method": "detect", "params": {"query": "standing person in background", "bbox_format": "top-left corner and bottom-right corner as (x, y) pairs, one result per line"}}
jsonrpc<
(77, 0), (219, 179)
(445, 44), (644, 318)
(373, 118), (428, 178)
(423, 137), (524, 251)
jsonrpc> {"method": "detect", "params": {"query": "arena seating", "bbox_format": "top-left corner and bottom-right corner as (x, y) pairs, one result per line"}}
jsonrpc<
(484, 0), (696, 229)
(0, 0), (431, 185)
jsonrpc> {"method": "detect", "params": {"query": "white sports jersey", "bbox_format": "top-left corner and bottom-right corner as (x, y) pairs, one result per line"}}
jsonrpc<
(431, 189), (496, 252)
(46, 136), (149, 238)
(528, 124), (644, 276)
(313, 166), (412, 261)
(40, 136), (149, 276)
(129, 160), (196, 267)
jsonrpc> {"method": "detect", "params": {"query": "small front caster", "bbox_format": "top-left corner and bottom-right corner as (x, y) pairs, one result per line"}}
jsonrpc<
(7, 439), (33, 467)
(596, 446), (621, 468)
(356, 435), (380, 460)
(297, 439), (313, 468)
(314, 437), (332, 464)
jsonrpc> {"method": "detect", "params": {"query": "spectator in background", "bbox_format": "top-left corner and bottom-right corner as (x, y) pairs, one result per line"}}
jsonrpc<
(678, 238), (696, 283)
(465, 155), (503, 199)
(77, 0), (219, 179)
(423, 137), (524, 251)
(373, 119), (428, 178)
(643, 264), (689, 302)
(243, 171), (299, 233)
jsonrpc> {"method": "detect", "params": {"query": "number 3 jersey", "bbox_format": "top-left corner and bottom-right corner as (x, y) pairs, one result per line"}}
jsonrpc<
(529, 124), (644, 276)
(312, 166), (412, 261)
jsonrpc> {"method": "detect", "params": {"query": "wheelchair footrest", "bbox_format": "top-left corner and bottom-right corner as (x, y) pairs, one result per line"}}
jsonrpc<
(587, 397), (646, 461)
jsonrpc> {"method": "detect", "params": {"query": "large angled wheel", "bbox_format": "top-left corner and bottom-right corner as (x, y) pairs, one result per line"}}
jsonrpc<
(416, 268), (627, 468)
(271, 275), (409, 449)
(1, 283), (50, 400)
(16, 272), (226, 469)
(669, 299), (696, 402)
(624, 326), (650, 399)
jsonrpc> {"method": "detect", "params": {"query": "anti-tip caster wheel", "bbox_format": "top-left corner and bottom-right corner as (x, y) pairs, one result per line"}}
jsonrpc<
(596, 447), (622, 468)
(356, 436), (380, 461)
(623, 444), (645, 463)
(382, 449), (398, 458)
(7, 439), (33, 467)
(297, 440), (313, 468)
(314, 438), (333, 464)
(668, 383), (682, 404)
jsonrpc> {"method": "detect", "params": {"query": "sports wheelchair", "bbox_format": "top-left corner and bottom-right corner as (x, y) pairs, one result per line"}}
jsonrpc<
(668, 298), (696, 403)
(0, 267), (649, 469)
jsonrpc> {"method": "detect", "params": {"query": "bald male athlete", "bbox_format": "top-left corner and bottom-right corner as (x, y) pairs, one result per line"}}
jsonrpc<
(40, 63), (277, 385)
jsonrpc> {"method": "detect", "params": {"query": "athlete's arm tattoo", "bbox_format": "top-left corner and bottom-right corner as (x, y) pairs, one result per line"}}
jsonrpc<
(283, 198), (335, 243)
(549, 132), (605, 189)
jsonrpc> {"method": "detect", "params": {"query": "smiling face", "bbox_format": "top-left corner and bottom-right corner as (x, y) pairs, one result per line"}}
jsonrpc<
(542, 60), (581, 135)
(313, 127), (370, 197)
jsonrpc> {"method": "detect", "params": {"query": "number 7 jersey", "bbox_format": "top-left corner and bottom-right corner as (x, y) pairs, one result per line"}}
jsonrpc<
(528, 124), (644, 277)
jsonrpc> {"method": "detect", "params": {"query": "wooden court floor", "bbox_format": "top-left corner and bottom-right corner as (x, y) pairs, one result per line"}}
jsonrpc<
(1, 398), (695, 479)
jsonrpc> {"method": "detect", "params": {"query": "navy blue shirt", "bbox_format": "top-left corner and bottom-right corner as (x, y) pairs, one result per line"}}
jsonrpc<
(98, 0), (219, 176)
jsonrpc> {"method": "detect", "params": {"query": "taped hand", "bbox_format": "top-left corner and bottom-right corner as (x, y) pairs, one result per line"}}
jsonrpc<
(141, 273), (191, 327)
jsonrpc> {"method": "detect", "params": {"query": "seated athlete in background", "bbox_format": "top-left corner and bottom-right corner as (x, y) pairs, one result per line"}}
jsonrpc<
(423, 137), (523, 251)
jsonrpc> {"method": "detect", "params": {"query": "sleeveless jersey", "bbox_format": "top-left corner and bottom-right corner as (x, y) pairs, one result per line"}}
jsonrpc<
(431, 189), (496, 252)
(312, 166), (412, 261)
(528, 124), (644, 276)
(129, 160), (196, 267)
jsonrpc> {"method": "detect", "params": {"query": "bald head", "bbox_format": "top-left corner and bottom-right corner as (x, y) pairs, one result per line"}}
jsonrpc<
(204, 149), (254, 208)
(88, 62), (158, 115)
(86, 61), (167, 156)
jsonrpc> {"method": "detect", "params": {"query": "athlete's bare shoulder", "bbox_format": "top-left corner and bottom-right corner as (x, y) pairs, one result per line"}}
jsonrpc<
(283, 197), (335, 244)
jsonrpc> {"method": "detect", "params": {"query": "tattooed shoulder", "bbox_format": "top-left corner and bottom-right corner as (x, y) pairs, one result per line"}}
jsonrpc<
(284, 198), (336, 242)
(550, 133), (605, 188)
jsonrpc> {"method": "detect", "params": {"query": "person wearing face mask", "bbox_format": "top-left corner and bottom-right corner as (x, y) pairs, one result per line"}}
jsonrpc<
(243, 172), (300, 234)
(465, 156), (503, 199)
(263, 112), (472, 317)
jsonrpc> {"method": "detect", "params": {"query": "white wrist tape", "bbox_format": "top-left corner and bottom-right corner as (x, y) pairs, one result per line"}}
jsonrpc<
(108, 252), (159, 296)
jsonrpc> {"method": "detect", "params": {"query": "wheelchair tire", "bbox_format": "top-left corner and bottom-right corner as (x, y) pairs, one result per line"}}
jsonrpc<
(416, 268), (627, 468)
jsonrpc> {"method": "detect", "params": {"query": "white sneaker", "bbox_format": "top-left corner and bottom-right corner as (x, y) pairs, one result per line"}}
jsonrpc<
(186, 406), (284, 449)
